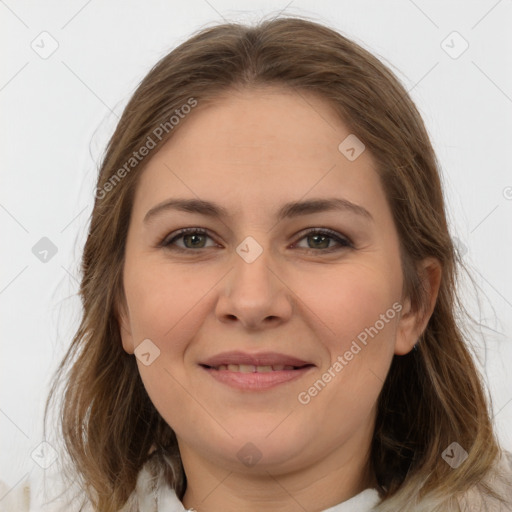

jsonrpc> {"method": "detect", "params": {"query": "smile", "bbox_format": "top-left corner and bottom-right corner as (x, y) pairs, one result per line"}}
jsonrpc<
(199, 350), (316, 391)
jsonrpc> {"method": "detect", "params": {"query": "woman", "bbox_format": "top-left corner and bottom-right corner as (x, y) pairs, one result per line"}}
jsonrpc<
(41, 16), (512, 512)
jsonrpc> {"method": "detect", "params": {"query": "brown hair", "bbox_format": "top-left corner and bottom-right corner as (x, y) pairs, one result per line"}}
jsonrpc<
(43, 15), (510, 512)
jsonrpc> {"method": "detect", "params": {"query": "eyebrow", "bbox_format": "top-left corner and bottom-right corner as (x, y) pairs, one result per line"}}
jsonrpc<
(143, 197), (374, 224)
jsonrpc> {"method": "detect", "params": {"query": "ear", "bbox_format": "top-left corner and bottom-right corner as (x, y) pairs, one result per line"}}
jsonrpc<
(394, 257), (442, 356)
(116, 292), (135, 355)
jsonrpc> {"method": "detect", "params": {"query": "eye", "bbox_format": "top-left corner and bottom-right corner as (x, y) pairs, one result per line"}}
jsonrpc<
(293, 228), (353, 253)
(161, 228), (217, 251)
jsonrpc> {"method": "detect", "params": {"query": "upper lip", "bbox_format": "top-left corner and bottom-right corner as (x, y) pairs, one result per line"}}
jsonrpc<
(200, 351), (314, 368)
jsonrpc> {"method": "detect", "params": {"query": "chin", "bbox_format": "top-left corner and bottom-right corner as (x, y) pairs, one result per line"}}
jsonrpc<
(225, 427), (313, 470)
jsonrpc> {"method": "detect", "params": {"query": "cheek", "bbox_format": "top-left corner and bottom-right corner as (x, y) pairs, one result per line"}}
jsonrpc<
(123, 258), (216, 345)
(137, 360), (200, 441)
(295, 264), (398, 406)
(294, 262), (399, 348)
(124, 258), (208, 430)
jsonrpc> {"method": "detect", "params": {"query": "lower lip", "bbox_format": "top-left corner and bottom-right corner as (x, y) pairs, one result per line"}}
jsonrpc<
(201, 366), (314, 391)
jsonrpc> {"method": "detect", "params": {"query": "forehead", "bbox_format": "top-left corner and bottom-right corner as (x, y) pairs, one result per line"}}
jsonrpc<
(161, 86), (353, 165)
(132, 87), (386, 221)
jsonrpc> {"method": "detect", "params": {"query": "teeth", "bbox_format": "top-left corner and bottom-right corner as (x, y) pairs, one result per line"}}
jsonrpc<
(213, 364), (298, 372)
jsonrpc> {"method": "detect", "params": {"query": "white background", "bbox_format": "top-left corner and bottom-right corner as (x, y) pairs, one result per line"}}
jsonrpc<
(1, 0), (512, 509)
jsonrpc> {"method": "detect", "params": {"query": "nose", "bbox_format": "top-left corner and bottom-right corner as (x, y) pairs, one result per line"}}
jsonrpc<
(214, 238), (293, 331)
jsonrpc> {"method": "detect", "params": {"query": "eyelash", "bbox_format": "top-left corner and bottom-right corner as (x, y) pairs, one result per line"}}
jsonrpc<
(160, 227), (354, 254)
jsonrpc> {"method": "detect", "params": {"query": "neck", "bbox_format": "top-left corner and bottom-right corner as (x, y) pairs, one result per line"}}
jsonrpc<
(180, 430), (377, 512)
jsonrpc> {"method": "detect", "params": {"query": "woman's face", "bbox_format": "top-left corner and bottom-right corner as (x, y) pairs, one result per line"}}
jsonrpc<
(118, 86), (430, 478)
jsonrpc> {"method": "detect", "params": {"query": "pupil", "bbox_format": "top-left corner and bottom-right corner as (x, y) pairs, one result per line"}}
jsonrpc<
(311, 234), (328, 249)
(186, 234), (204, 248)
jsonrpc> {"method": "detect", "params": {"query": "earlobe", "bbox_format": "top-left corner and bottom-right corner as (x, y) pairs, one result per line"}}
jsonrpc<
(394, 257), (442, 356)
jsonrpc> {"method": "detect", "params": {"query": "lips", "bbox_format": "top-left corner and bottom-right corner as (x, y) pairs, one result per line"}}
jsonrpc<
(200, 351), (313, 370)
(199, 351), (315, 391)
